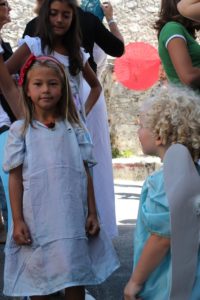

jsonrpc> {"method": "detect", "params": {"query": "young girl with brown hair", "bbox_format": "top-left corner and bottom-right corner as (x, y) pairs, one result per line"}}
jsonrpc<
(3, 54), (119, 300)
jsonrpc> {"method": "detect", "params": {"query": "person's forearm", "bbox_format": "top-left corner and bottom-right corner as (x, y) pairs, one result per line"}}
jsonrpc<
(177, 0), (200, 21)
(0, 56), (22, 119)
(190, 75), (200, 89)
(9, 166), (24, 223)
(85, 85), (101, 115)
(84, 163), (97, 215)
(102, 1), (124, 44)
(83, 62), (102, 115)
(131, 234), (170, 285)
(107, 21), (124, 44)
(181, 68), (200, 88)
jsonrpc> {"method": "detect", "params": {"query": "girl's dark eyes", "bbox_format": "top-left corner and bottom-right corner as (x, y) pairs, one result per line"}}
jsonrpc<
(0, 2), (8, 7)
(50, 82), (59, 85)
(49, 10), (56, 16)
(33, 82), (59, 86)
(49, 10), (71, 18)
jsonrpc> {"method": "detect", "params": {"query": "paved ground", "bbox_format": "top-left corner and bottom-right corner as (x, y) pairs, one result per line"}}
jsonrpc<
(0, 180), (142, 300)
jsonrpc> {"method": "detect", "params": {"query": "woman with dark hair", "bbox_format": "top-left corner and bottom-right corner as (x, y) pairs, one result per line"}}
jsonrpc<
(5, 0), (101, 119)
(23, 0), (124, 73)
(154, 0), (200, 88)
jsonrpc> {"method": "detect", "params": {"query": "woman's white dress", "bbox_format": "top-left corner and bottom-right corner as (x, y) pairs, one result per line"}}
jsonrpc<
(82, 44), (117, 238)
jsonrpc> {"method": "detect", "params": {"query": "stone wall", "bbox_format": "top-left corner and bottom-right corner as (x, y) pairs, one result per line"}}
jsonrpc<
(102, 0), (161, 155)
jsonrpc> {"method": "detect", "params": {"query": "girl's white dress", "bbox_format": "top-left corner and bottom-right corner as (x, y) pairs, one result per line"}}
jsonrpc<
(19, 36), (118, 238)
(3, 120), (119, 297)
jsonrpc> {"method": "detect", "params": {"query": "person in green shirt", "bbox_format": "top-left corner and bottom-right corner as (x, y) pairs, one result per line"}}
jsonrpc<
(154, 0), (200, 88)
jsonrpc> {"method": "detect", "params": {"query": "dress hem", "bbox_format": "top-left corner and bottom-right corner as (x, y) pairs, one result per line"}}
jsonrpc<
(3, 263), (120, 297)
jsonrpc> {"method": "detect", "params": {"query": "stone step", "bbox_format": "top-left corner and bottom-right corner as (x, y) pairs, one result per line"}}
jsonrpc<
(112, 156), (162, 181)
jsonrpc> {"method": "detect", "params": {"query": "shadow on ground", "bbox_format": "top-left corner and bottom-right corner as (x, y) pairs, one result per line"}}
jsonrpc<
(114, 183), (141, 202)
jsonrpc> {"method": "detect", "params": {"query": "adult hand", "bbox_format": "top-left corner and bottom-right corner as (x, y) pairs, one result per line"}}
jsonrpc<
(101, 1), (113, 21)
(13, 220), (32, 245)
(124, 280), (142, 300)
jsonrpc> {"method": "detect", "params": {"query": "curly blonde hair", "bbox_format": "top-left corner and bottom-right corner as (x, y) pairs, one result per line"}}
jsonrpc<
(140, 85), (200, 161)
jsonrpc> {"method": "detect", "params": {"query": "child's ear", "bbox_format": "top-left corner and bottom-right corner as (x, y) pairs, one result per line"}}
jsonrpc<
(155, 136), (163, 146)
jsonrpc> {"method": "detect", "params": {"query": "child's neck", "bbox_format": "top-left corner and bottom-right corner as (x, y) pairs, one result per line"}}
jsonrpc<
(158, 145), (169, 161)
(34, 111), (58, 125)
(53, 39), (68, 56)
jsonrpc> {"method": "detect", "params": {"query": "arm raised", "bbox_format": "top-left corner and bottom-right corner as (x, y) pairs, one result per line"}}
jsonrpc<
(177, 0), (200, 21)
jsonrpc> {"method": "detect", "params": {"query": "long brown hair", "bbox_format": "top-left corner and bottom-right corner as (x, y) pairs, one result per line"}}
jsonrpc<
(20, 56), (80, 132)
(154, 0), (199, 38)
(37, 0), (83, 76)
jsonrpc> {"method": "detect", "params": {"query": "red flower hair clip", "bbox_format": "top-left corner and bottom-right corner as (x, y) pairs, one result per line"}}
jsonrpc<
(18, 54), (36, 86)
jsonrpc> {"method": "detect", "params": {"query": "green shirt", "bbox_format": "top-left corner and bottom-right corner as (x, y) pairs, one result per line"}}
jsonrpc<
(159, 21), (200, 83)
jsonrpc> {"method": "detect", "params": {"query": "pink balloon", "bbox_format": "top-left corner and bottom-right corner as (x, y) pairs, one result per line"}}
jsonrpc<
(114, 42), (161, 91)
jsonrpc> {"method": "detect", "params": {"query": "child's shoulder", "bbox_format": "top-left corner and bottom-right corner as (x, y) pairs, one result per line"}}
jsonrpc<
(161, 21), (185, 32)
(144, 168), (164, 194)
(9, 120), (29, 140)
(142, 168), (169, 208)
(148, 168), (164, 182)
(160, 21), (187, 41)
(10, 119), (25, 132)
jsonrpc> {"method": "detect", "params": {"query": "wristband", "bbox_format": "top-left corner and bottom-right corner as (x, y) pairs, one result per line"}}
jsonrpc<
(108, 19), (116, 26)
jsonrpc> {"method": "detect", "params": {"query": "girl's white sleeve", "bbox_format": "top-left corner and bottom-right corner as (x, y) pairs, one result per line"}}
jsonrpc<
(0, 45), (4, 54)
(18, 35), (42, 56)
(3, 120), (25, 172)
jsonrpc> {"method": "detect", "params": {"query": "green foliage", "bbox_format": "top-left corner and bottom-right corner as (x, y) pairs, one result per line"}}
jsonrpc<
(121, 149), (134, 158)
(112, 148), (134, 158)
(112, 147), (121, 158)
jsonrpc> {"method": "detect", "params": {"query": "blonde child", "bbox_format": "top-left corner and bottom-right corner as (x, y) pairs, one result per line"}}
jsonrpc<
(3, 54), (119, 300)
(124, 85), (200, 300)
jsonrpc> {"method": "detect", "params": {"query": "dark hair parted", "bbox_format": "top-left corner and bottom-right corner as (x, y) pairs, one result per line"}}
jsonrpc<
(37, 0), (83, 76)
(21, 58), (80, 132)
(154, 0), (200, 38)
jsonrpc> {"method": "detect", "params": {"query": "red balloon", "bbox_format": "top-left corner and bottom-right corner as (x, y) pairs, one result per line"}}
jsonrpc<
(114, 42), (161, 91)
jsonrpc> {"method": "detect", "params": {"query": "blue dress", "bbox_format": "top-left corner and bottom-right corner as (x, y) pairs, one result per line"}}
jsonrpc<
(3, 120), (119, 297)
(134, 168), (200, 299)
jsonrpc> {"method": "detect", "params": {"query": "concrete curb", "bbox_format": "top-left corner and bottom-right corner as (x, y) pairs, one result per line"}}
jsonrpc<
(112, 156), (162, 180)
